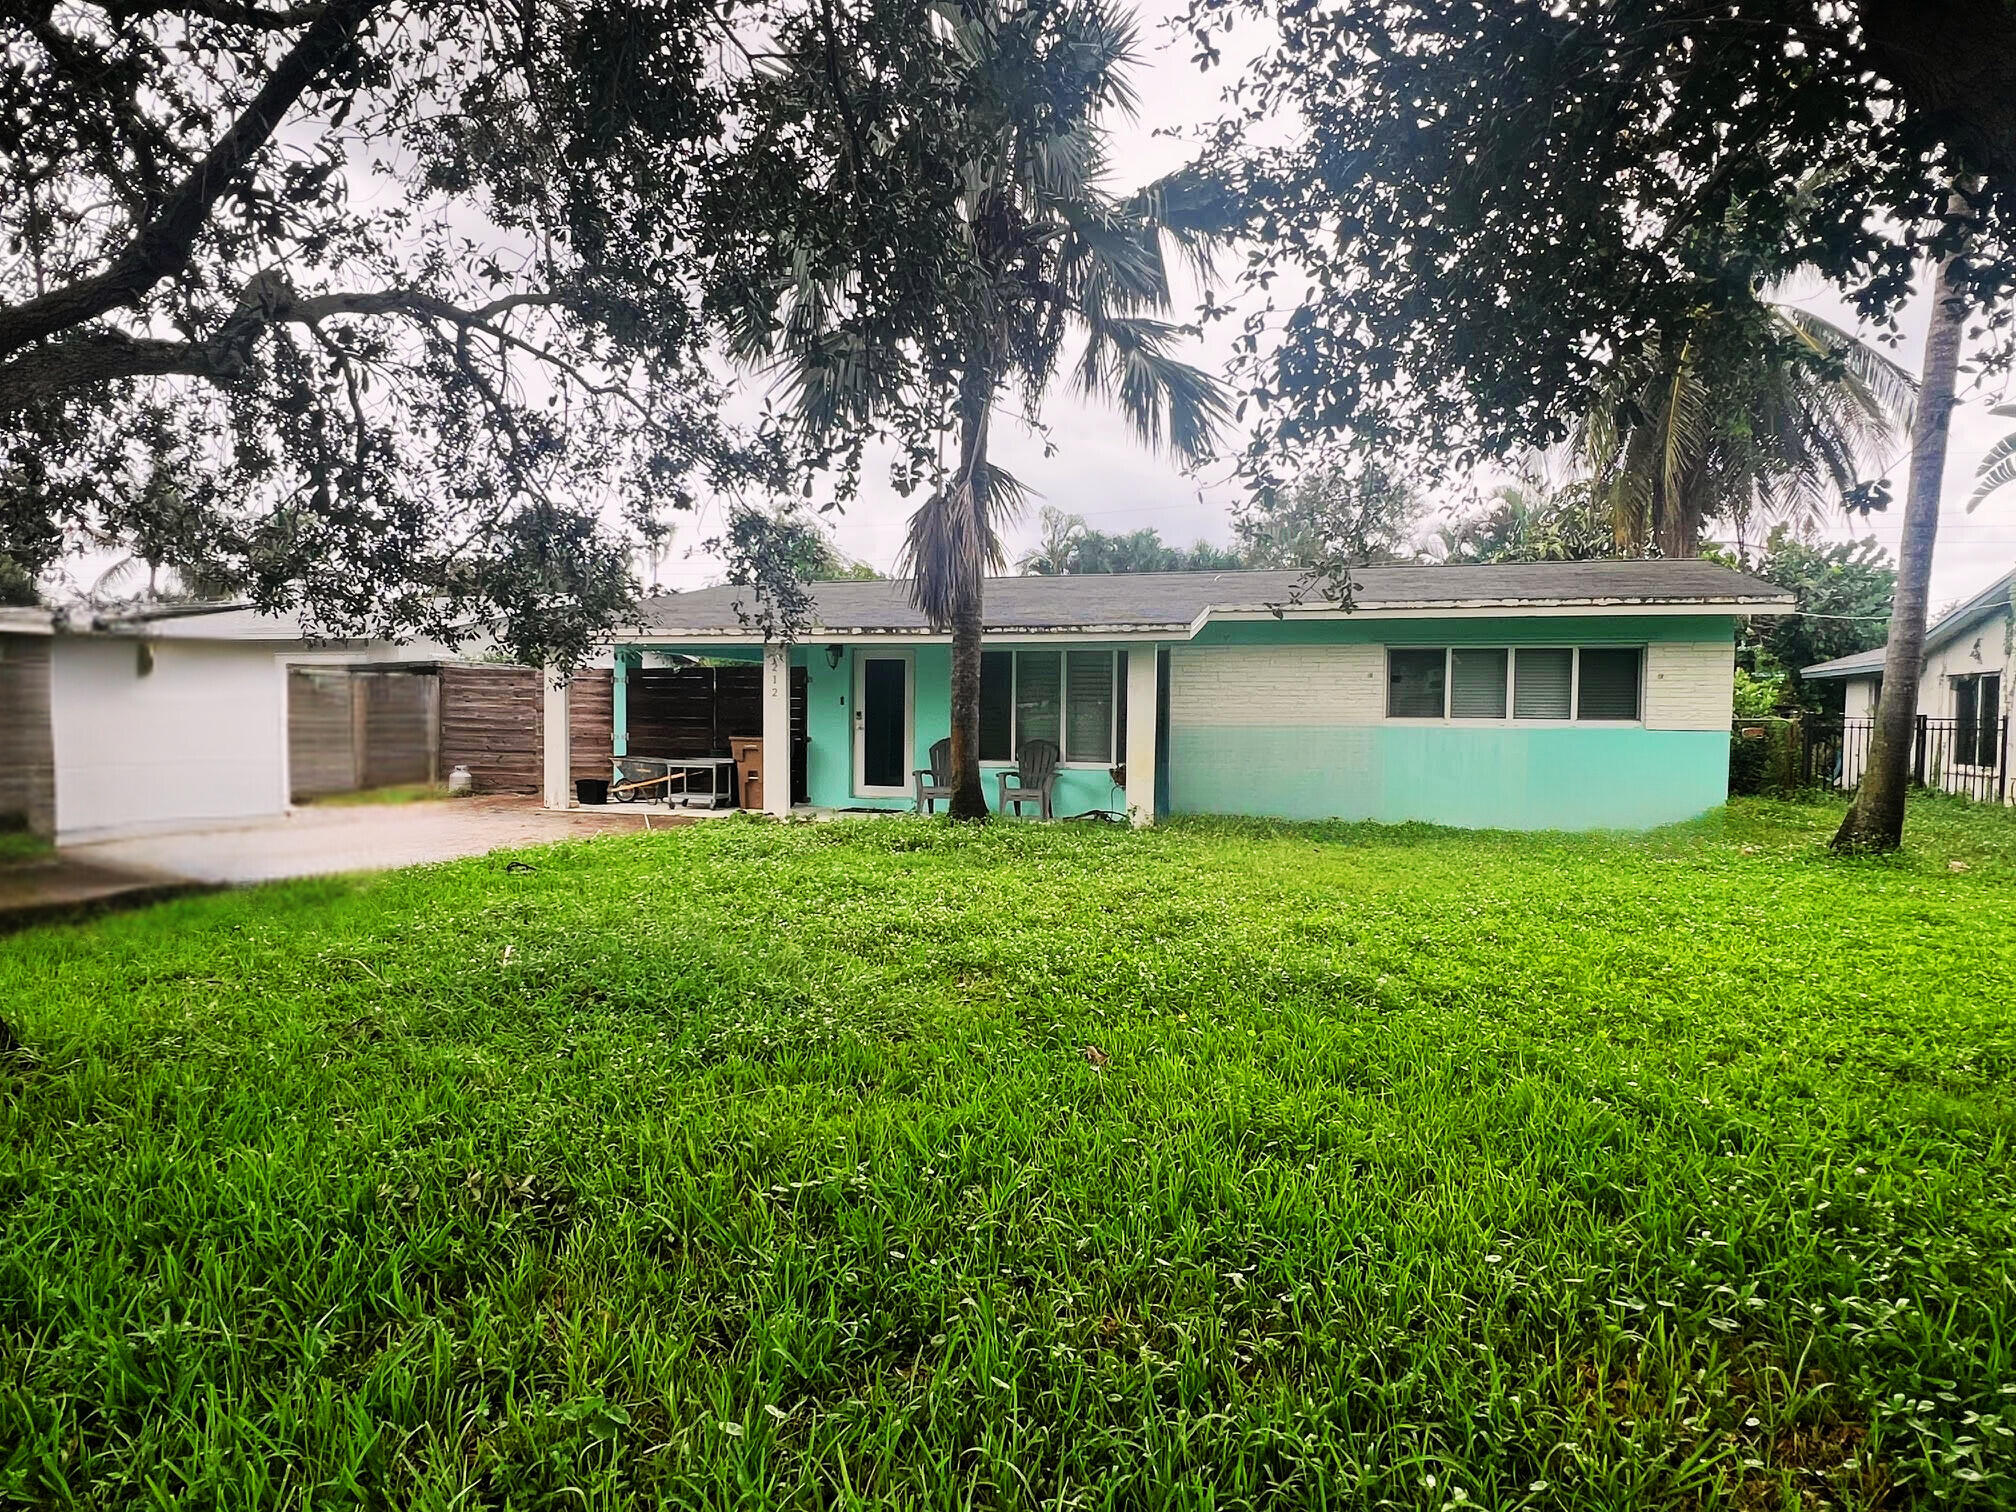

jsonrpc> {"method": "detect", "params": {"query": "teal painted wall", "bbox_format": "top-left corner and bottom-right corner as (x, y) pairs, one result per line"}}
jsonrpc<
(1167, 725), (1728, 831)
(800, 644), (1126, 815)
(1168, 614), (1738, 830)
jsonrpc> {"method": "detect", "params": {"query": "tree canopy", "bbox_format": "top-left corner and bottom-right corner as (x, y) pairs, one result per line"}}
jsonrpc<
(1724, 530), (1897, 711)
(1188, 0), (2016, 486)
(1, 0), (783, 663)
(1427, 476), (1616, 566)
(1018, 506), (1243, 574)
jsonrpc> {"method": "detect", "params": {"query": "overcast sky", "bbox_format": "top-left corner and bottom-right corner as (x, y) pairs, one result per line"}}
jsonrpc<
(654, 0), (2016, 617)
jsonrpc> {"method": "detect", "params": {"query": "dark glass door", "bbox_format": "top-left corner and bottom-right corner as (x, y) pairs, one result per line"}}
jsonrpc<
(860, 657), (907, 790)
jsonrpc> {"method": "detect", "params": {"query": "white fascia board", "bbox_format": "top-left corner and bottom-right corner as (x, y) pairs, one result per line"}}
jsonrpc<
(0, 607), (55, 635)
(1196, 597), (1791, 625)
(610, 625), (1190, 646)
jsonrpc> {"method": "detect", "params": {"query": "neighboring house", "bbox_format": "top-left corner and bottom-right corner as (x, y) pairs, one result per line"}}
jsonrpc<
(1803, 568), (2014, 800)
(561, 561), (1791, 830)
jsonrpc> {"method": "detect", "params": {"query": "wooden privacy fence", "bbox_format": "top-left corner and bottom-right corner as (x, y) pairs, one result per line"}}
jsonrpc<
(626, 664), (810, 804)
(0, 634), (55, 836)
(433, 664), (613, 795)
(290, 663), (614, 800)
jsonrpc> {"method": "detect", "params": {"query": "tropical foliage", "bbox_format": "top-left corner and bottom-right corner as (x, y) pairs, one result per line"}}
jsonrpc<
(1427, 476), (1616, 566)
(1580, 303), (1917, 557)
(1018, 506), (1242, 575)
(1189, 0), (2016, 482)
(705, 0), (1228, 816)
(1967, 402), (2016, 511)
(1720, 529), (1896, 711)
(1229, 459), (1423, 580)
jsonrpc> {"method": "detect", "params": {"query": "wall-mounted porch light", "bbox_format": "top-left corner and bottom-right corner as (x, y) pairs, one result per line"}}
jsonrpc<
(825, 644), (843, 670)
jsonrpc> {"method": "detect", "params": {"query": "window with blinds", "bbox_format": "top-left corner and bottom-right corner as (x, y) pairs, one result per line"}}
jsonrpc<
(975, 648), (1119, 763)
(1449, 649), (1508, 719)
(1512, 648), (1573, 719)
(1065, 650), (1115, 763)
(1386, 645), (1644, 722)
(1576, 648), (1642, 721)
(1013, 650), (1062, 748)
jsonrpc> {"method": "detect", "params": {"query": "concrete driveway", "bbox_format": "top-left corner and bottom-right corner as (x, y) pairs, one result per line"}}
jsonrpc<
(63, 796), (682, 886)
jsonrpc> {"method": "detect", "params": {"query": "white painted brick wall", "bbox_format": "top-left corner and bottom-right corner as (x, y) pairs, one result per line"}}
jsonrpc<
(1643, 641), (1733, 731)
(1173, 638), (1735, 732)
(1168, 644), (1383, 727)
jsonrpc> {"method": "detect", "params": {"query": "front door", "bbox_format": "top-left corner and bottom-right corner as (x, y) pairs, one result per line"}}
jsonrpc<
(853, 653), (912, 795)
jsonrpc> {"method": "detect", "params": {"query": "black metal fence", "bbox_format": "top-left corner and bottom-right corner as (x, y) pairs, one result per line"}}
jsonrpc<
(1734, 714), (2010, 803)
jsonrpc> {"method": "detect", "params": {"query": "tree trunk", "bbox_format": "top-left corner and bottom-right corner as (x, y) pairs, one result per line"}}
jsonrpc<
(947, 595), (989, 818)
(1832, 198), (1972, 852)
(946, 383), (992, 821)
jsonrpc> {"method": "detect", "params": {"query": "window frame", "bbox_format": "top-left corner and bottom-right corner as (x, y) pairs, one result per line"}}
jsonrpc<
(1382, 645), (1645, 726)
(980, 647), (1122, 768)
(1952, 671), (2003, 770)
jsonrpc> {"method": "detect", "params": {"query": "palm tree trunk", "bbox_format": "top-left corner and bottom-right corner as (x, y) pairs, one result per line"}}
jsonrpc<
(947, 594), (988, 818)
(946, 377), (992, 821)
(1833, 196), (1971, 852)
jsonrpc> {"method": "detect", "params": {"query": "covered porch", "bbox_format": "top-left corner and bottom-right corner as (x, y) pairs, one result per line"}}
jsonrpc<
(540, 636), (1165, 824)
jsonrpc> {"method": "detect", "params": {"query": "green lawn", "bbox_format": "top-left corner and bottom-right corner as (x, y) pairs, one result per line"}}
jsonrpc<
(0, 829), (51, 865)
(3, 799), (2013, 1511)
(301, 781), (451, 807)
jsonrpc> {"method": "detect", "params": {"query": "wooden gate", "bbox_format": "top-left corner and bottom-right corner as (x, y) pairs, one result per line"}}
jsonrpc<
(287, 667), (359, 800)
(0, 634), (55, 836)
(291, 662), (616, 800)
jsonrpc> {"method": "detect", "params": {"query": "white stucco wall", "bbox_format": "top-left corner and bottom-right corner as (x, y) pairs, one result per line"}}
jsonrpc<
(50, 636), (291, 843)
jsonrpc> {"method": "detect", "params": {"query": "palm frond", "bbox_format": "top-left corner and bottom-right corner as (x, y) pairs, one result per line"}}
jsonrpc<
(898, 462), (1030, 627)
(1074, 311), (1227, 462)
(1773, 305), (1919, 432)
(1970, 430), (2016, 511)
(1122, 163), (1244, 282)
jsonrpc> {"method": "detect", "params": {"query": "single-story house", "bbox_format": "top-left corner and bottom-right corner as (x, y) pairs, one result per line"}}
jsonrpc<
(1804, 568), (2013, 799)
(0, 604), (454, 845)
(557, 560), (1791, 831)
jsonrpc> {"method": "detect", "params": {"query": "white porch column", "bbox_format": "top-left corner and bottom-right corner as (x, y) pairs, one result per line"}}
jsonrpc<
(1125, 646), (1159, 827)
(541, 666), (573, 809)
(762, 642), (792, 817)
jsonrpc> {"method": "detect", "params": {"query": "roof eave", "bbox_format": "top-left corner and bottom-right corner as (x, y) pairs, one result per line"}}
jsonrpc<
(622, 593), (1794, 642)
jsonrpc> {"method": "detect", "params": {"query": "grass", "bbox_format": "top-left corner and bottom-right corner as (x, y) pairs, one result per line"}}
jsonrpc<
(0, 830), (51, 865)
(302, 782), (452, 807)
(2, 796), (2013, 1511)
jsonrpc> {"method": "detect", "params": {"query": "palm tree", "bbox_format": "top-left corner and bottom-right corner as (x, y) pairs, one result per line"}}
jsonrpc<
(1835, 189), (1976, 853)
(1018, 505), (1088, 575)
(725, 0), (1227, 818)
(1579, 301), (1917, 557)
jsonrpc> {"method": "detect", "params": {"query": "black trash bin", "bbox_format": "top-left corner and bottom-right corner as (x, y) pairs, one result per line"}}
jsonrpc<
(575, 777), (609, 806)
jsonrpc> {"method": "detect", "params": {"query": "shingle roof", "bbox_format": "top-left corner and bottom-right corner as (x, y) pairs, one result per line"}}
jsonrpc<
(630, 560), (1792, 637)
(1803, 569), (2013, 680)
